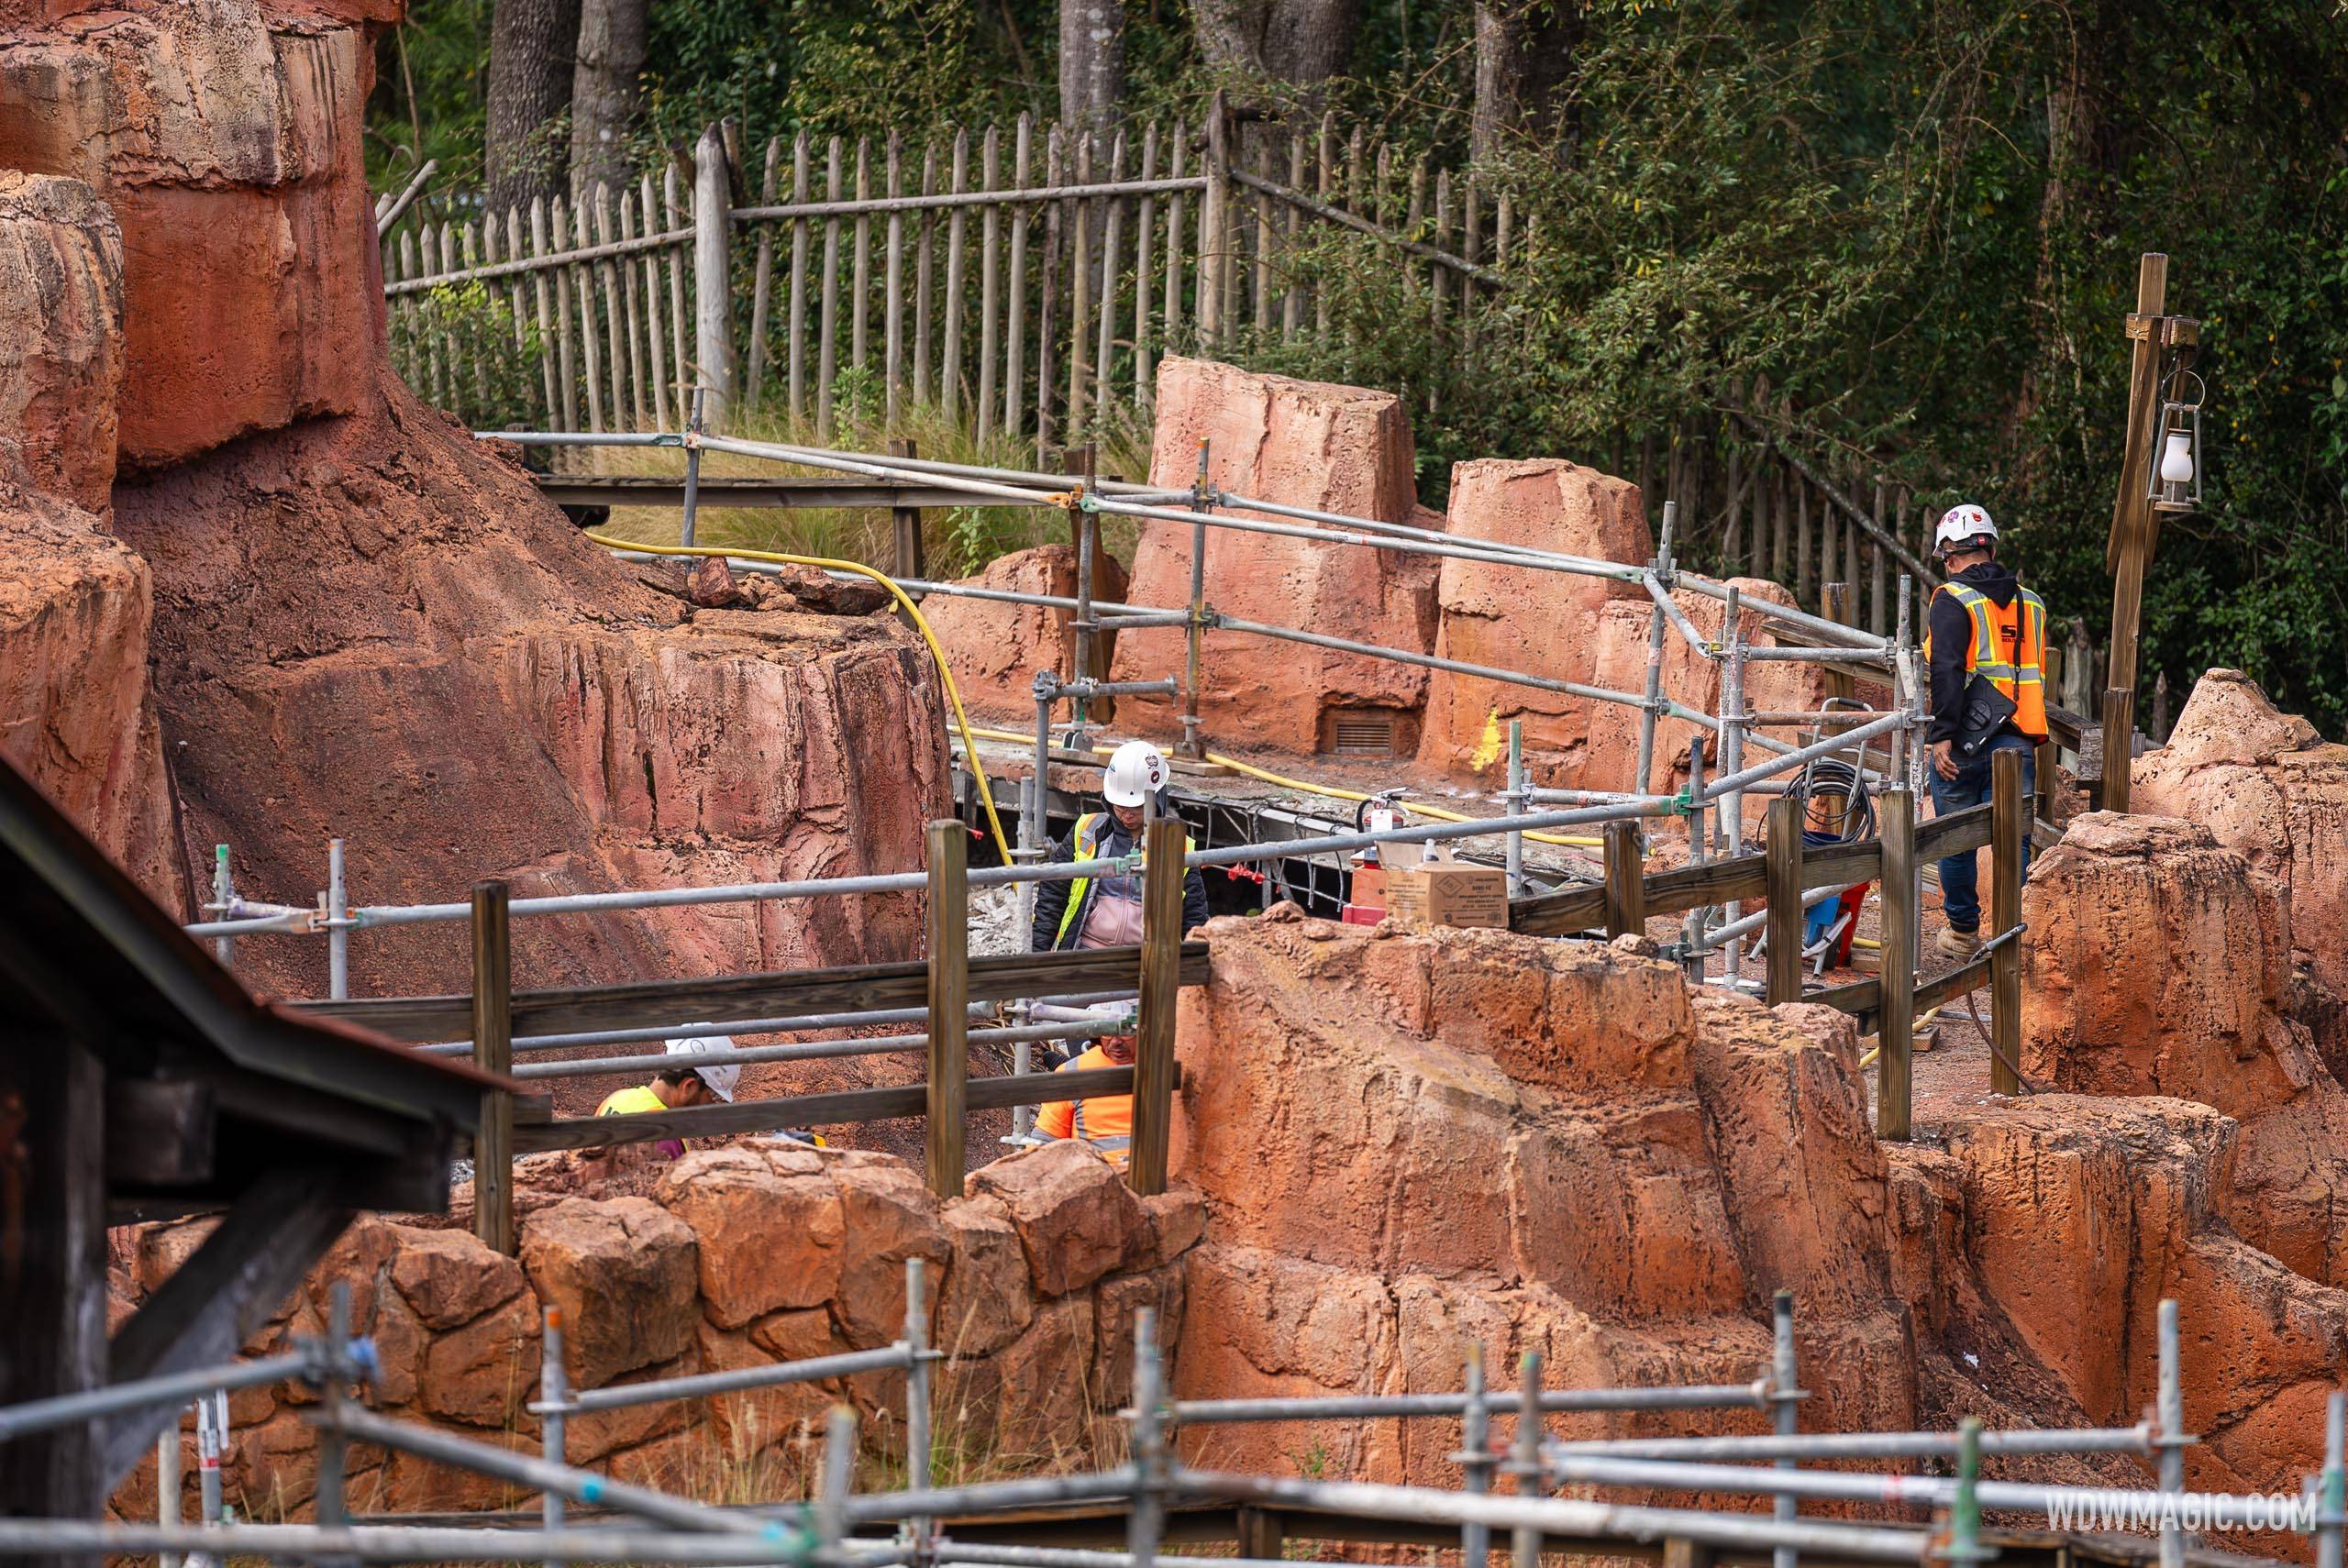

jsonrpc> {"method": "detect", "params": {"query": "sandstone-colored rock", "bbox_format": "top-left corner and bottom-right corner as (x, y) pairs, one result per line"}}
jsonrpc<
(0, 490), (184, 907)
(2135, 669), (2348, 1067)
(695, 1318), (831, 1455)
(368, 1286), (426, 1409)
(560, 1348), (693, 1465)
(0, 171), (119, 509)
(371, 1426), (535, 1514)
(387, 1224), (526, 1331)
(417, 1286), (541, 1426)
(231, 1408), (316, 1518)
(1417, 458), (1649, 778)
(968, 1139), (1147, 1297)
(520, 1197), (700, 1389)
(1136, 1187), (1206, 1270)
(1091, 1263), (1184, 1409)
(114, 388), (947, 1070)
(937, 1194), (1035, 1358)
(936, 1292), (1099, 1463)
(132, 1217), (216, 1296)
(2021, 812), (2348, 1286)
(1113, 357), (1439, 748)
(0, 0), (382, 466)
(656, 1148), (845, 1328)
(925, 541), (1131, 719)
(831, 1159), (952, 1348)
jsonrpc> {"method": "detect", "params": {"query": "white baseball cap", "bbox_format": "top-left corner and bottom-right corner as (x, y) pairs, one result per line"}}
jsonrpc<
(664, 1034), (741, 1102)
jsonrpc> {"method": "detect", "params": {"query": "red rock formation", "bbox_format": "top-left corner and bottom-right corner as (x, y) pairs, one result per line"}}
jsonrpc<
(1112, 357), (1439, 753)
(108, 1143), (1203, 1518)
(1168, 911), (1918, 1481)
(0, 170), (183, 906)
(0, 0), (382, 467)
(1416, 458), (1649, 778)
(2134, 669), (2348, 1066)
(2021, 812), (2348, 1286)
(925, 541), (1131, 720)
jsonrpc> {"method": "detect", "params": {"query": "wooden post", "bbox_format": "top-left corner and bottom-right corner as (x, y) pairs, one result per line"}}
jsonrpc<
(890, 436), (925, 583)
(1764, 794), (1804, 1005)
(2034, 738), (2059, 831)
(925, 820), (969, 1198)
(1822, 582), (1855, 702)
(2101, 686), (2134, 812)
(1877, 790), (1917, 1142)
(1989, 748), (2024, 1096)
(2104, 253), (2169, 811)
(471, 879), (515, 1255)
(692, 124), (737, 430)
(1198, 91), (1231, 342)
(1130, 816), (1186, 1196)
(1602, 820), (1645, 939)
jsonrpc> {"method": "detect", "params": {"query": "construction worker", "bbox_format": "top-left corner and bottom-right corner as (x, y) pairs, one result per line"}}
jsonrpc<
(1922, 504), (2048, 957)
(1035, 1006), (1136, 1168)
(587, 1036), (743, 1162)
(1030, 739), (1210, 951)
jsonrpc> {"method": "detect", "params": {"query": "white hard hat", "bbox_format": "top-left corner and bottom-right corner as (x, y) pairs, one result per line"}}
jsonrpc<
(1933, 504), (1999, 557)
(1086, 1000), (1137, 1036)
(665, 1034), (740, 1102)
(1101, 739), (1168, 808)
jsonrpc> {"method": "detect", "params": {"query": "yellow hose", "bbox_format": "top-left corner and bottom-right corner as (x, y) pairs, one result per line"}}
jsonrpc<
(593, 538), (1013, 859)
(1858, 1005), (1941, 1067)
(965, 724), (1603, 850)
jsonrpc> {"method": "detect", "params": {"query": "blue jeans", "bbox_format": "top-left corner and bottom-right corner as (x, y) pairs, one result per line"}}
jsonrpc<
(1929, 734), (2034, 934)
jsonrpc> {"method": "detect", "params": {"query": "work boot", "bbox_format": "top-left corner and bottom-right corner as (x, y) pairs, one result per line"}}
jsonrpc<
(1934, 925), (1981, 959)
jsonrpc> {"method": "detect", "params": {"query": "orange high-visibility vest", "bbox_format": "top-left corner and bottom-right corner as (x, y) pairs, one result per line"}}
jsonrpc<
(1035, 1044), (1133, 1168)
(1923, 582), (2049, 743)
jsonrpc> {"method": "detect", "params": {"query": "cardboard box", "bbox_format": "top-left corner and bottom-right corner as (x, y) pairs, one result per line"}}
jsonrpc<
(1381, 861), (1509, 930)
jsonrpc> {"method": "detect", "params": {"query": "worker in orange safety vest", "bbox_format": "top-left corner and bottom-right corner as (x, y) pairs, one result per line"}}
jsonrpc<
(1035, 1007), (1135, 1168)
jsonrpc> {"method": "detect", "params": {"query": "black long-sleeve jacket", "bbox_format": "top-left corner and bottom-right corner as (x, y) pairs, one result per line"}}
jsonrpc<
(1029, 803), (1211, 951)
(1926, 560), (2031, 745)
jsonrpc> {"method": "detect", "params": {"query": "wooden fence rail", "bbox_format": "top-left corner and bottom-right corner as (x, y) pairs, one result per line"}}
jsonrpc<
(352, 823), (1207, 1250)
(1508, 749), (2038, 1142)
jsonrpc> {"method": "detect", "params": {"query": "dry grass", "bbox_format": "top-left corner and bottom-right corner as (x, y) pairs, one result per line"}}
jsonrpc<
(581, 398), (1152, 582)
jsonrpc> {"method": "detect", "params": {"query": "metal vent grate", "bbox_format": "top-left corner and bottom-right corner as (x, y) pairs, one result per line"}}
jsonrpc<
(1331, 712), (1398, 756)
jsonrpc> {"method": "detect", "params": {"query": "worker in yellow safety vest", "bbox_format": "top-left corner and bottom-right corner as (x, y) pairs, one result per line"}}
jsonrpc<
(1922, 504), (2049, 958)
(1036, 1006), (1136, 1168)
(584, 1035), (743, 1164)
(1029, 740), (1209, 953)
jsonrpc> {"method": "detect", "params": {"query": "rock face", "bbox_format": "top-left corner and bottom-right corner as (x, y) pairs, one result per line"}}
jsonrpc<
(0, 170), (182, 906)
(2133, 669), (2348, 1066)
(1112, 357), (1440, 753)
(925, 541), (1131, 720)
(2021, 812), (2348, 1286)
(1416, 459), (1649, 778)
(0, 170), (118, 509)
(0, 0), (382, 467)
(1168, 911), (1917, 1479)
(111, 1143), (1205, 1515)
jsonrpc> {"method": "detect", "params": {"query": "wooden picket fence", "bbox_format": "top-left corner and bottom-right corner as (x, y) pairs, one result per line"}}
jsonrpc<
(380, 107), (2071, 640)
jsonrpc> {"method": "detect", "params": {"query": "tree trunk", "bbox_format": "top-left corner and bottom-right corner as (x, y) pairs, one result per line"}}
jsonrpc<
(1193, 0), (1363, 96)
(1059, 0), (1126, 134)
(485, 0), (582, 211)
(570, 0), (647, 195)
(1471, 0), (1578, 165)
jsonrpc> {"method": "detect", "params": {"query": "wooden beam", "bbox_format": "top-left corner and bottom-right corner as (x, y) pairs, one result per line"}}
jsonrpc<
(100, 1165), (353, 1483)
(515, 1064), (1153, 1154)
(1912, 801), (1993, 863)
(0, 1038), (107, 1553)
(295, 943), (1212, 1045)
(1129, 817), (1186, 1195)
(890, 436), (926, 585)
(104, 1078), (215, 1188)
(1764, 795), (1805, 1005)
(1512, 836), (1888, 937)
(2101, 686), (2135, 813)
(471, 881), (515, 1255)
(1876, 790), (1918, 1140)
(1602, 821), (1645, 939)
(2103, 255), (2168, 807)
(1913, 955), (1992, 1016)
(925, 821), (969, 1198)
(1989, 748), (2025, 1096)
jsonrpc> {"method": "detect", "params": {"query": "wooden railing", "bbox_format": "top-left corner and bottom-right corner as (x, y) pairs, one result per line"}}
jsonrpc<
(1510, 747), (2043, 1141)
(304, 819), (1204, 1250)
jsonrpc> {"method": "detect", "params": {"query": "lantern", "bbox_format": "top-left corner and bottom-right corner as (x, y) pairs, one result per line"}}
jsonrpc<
(2145, 367), (2205, 514)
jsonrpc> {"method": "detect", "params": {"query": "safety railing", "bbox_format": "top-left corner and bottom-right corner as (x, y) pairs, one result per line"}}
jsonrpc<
(9, 1288), (2339, 1568)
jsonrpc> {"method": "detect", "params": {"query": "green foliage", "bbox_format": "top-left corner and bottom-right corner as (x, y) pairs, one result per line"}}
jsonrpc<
(388, 281), (548, 433)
